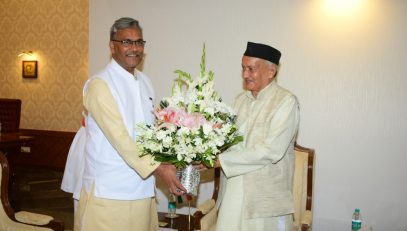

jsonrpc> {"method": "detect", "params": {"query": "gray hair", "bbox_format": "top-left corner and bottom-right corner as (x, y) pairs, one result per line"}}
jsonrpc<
(110, 17), (143, 40)
(263, 59), (279, 77)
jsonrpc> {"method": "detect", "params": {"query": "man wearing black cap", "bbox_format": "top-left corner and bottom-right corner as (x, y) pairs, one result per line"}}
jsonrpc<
(214, 42), (300, 230)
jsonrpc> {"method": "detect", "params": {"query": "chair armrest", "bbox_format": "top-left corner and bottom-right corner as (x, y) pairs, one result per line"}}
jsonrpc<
(300, 210), (312, 231)
(199, 206), (217, 231)
(15, 211), (53, 225)
(14, 211), (65, 231)
(197, 199), (215, 214)
(193, 199), (217, 230)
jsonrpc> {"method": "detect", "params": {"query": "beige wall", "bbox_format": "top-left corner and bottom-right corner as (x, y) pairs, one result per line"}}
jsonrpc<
(0, 0), (88, 132)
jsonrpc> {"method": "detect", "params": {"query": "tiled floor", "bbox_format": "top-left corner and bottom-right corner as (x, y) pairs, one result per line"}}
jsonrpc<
(10, 166), (74, 231)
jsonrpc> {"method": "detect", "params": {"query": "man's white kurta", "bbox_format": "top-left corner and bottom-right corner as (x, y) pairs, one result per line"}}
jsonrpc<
(82, 59), (157, 200)
(75, 59), (160, 231)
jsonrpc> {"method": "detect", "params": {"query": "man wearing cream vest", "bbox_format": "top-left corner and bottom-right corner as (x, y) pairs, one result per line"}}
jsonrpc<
(75, 17), (185, 231)
(214, 42), (300, 231)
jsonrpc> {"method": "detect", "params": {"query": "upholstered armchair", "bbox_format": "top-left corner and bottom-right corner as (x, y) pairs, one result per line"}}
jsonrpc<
(192, 143), (315, 231)
(0, 152), (64, 231)
(292, 143), (315, 231)
(192, 167), (220, 231)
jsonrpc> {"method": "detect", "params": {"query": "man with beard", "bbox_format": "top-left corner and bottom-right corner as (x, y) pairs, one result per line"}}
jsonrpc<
(75, 17), (185, 231)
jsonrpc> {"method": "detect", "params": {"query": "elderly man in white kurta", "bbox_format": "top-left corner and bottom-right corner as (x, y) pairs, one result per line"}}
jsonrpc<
(75, 17), (184, 231)
(215, 42), (300, 231)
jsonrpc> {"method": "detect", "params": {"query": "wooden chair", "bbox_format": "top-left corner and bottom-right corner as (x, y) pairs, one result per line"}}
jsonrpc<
(292, 143), (315, 231)
(0, 98), (22, 134)
(0, 151), (64, 231)
(192, 143), (315, 231)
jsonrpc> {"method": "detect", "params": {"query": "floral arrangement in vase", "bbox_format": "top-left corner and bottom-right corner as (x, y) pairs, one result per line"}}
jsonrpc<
(136, 45), (243, 194)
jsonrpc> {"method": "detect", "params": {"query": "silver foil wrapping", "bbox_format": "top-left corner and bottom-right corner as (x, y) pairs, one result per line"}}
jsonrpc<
(177, 164), (200, 196)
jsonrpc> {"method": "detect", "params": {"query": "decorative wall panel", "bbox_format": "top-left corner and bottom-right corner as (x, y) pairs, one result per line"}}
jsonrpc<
(0, 0), (88, 132)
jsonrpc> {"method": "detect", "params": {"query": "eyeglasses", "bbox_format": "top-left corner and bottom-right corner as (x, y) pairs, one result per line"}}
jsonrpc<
(111, 39), (146, 47)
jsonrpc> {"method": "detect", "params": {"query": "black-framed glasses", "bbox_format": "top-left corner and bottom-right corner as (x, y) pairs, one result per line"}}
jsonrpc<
(111, 39), (146, 47)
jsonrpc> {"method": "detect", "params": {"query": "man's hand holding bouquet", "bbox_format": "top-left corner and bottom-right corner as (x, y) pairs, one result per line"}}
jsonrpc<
(136, 45), (243, 195)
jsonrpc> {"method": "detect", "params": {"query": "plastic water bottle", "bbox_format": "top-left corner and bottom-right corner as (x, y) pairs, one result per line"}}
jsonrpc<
(167, 194), (177, 218)
(352, 208), (362, 231)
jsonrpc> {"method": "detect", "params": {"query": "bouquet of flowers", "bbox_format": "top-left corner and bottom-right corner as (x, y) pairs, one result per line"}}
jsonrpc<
(136, 45), (243, 175)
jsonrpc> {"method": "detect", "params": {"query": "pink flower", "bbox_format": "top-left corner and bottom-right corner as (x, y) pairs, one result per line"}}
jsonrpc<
(155, 107), (208, 129)
(155, 107), (183, 126)
(213, 122), (222, 129)
(181, 112), (207, 129)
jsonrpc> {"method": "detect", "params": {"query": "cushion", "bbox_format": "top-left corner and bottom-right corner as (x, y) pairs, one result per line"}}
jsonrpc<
(15, 211), (53, 225)
(197, 199), (215, 214)
(199, 204), (217, 231)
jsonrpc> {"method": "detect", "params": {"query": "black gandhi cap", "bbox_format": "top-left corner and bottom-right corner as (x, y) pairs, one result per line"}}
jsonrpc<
(243, 42), (281, 65)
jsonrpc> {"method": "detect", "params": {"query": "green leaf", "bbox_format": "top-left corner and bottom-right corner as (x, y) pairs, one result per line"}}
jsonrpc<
(174, 70), (192, 82)
(159, 100), (169, 109)
(200, 43), (206, 77)
(208, 70), (214, 81)
(201, 158), (213, 168)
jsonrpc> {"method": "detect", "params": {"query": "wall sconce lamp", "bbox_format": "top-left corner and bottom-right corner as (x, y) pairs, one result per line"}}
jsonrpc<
(18, 51), (38, 78)
(18, 50), (34, 57)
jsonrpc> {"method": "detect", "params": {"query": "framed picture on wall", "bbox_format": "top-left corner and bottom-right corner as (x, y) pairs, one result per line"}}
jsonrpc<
(22, 61), (37, 78)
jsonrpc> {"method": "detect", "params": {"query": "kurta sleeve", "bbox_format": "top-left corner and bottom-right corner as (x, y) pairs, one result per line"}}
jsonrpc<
(219, 95), (299, 178)
(84, 78), (159, 178)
